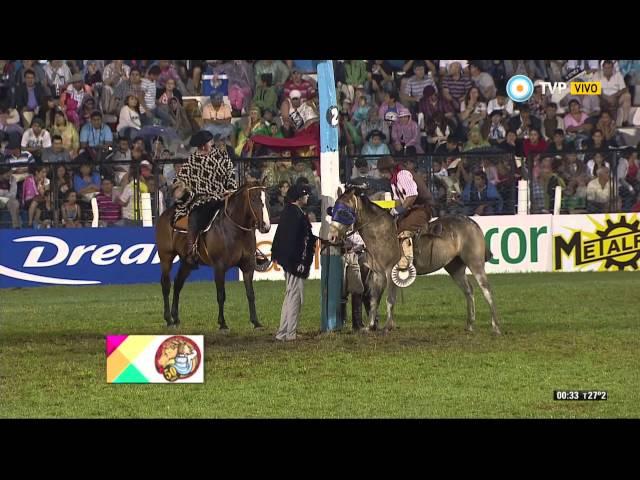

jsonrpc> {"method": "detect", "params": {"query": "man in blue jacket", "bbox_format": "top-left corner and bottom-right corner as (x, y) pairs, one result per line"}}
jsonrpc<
(271, 184), (317, 341)
(463, 170), (503, 215)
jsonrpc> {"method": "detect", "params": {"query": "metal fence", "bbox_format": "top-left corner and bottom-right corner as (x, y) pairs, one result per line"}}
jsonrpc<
(525, 148), (639, 214)
(341, 151), (519, 216)
(3, 147), (638, 229)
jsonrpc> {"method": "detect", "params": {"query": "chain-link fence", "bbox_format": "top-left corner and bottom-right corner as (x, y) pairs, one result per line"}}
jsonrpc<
(4, 147), (638, 229)
(525, 148), (639, 214)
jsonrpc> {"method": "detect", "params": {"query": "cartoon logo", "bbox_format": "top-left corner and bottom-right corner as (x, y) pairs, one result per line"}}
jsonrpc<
(155, 336), (202, 382)
(554, 214), (640, 271)
(506, 75), (534, 103)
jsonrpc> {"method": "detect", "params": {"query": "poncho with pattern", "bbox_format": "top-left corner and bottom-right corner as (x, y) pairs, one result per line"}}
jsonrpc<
(173, 147), (238, 222)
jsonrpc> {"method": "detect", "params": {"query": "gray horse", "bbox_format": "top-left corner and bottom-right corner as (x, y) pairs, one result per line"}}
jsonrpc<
(328, 186), (501, 335)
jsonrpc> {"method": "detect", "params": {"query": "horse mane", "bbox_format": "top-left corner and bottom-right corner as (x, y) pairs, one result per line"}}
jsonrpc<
(340, 184), (392, 217)
(228, 181), (262, 202)
(235, 181), (261, 194)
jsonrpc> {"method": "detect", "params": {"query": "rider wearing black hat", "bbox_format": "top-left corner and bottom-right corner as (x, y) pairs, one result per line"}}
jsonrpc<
(173, 129), (237, 265)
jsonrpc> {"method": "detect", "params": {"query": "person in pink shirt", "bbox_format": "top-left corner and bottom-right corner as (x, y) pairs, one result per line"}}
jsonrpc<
(563, 99), (593, 149)
(391, 111), (423, 154)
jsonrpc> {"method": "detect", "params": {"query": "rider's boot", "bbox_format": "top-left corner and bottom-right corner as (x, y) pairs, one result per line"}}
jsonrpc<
(397, 231), (414, 270)
(185, 230), (199, 268)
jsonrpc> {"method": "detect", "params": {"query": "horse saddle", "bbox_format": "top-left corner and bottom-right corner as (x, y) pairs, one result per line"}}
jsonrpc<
(426, 221), (444, 237)
(413, 220), (444, 240)
(172, 209), (221, 234)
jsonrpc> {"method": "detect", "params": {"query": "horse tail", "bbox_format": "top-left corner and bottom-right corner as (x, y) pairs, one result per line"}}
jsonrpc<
(485, 246), (493, 262)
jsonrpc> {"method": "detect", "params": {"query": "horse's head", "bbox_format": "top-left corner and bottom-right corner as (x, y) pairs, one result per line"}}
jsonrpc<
(230, 182), (271, 233)
(327, 184), (367, 243)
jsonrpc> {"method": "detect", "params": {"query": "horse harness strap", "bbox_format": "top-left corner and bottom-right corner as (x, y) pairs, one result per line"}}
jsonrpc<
(349, 195), (387, 236)
(173, 209), (220, 234)
(224, 186), (266, 232)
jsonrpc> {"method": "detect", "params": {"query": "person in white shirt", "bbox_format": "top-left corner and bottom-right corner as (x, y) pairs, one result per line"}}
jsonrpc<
(487, 89), (514, 117)
(0, 166), (21, 228)
(469, 62), (496, 101)
(594, 60), (632, 126)
(439, 60), (469, 75)
(117, 95), (143, 140)
(586, 166), (611, 213)
(21, 118), (51, 159)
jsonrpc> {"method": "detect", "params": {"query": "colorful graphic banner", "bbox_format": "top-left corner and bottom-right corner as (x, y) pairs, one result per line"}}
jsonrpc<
(553, 213), (640, 272)
(106, 335), (204, 383)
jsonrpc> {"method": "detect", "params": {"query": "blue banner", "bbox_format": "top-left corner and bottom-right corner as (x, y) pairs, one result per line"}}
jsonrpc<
(317, 60), (339, 154)
(0, 227), (238, 288)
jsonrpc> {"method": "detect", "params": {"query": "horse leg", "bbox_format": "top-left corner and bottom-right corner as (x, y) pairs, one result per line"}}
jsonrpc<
(214, 267), (229, 331)
(381, 274), (397, 334)
(171, 261), (193, 327)
(160, 254), (175, 326)
(444, 257), (476, 332)
(468, 261), (501, 335)
(366, 271), (385, 331)
(241, 265), (262, 329)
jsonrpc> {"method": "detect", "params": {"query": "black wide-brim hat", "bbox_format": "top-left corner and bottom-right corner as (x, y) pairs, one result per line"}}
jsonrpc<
(286, 184), (310, 202)
(189, 130), (214, 148)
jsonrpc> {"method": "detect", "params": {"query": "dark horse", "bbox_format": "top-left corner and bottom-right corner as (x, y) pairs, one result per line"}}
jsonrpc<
(328, 186), (501, 335)
(155, 181), (271, 329)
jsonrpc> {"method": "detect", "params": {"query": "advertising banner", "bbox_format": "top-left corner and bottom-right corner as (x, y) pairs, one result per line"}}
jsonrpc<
(552, 213), (640, 272)
(4, 213), (637, 288)
(0, 227), (238, 288)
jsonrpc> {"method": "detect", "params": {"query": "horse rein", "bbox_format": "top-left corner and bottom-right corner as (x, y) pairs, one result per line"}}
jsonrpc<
(224, 185), (267, 232)
(348, 194), (394, 236)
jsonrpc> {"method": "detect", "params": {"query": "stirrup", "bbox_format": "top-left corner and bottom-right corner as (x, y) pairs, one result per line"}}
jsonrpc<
(391, 262), (416, 288)
(255, 248), (272, 272)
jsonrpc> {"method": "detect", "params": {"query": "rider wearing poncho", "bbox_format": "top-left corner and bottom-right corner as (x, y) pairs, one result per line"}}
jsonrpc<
(174, 130), (237, 265)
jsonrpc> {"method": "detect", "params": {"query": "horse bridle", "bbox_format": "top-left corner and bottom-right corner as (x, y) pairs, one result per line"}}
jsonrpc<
(224, 185), (267, 232)
(332, 193), (391, 236)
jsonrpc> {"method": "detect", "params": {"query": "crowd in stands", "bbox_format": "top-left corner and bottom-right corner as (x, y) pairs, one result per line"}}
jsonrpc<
(1, 60), (640, 228)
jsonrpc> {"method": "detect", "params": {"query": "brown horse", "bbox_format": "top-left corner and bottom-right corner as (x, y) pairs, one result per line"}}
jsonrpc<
(155, 181), (271, 329)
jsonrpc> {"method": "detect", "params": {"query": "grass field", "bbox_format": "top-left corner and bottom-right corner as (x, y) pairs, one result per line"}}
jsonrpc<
(1, 272), (639, 418)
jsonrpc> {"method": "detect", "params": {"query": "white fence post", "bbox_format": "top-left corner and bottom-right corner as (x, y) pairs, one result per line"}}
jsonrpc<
(91, 197), (99, 227)
(517, 180), (529, 215)
(553, 185), (562, 216)
(141, 193), (152, 227)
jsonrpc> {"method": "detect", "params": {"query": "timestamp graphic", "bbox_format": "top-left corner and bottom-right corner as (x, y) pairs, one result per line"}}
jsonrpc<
(554, 390), (608, 401)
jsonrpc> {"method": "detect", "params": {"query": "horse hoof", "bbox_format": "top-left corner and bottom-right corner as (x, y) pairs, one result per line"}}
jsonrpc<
(493, 329), (502, 336)
(253, 322), (264, 330)
(465, 326), (474, 333)
(219, 326), (230, 333)
(167, 323), (177, 329)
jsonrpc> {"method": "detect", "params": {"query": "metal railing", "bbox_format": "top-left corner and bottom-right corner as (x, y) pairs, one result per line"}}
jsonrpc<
(341, 151), (519, 217)
(0, 155), (322, 228)
(4, 147), (637, 229)
(525, 148), (639, 214)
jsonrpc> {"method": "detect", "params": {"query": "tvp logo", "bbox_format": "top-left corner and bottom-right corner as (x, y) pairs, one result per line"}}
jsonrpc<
(507, 75), (601, 102)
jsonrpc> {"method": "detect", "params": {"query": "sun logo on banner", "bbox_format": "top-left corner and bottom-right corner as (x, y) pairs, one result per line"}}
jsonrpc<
(554, 214), (640, 271)
(506, 75), (534, 103)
